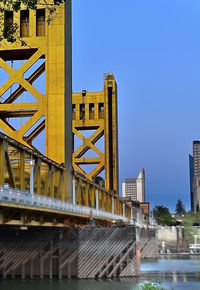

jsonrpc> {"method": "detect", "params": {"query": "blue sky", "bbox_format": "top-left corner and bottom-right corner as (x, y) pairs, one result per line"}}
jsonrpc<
(72, 0), (200, 211)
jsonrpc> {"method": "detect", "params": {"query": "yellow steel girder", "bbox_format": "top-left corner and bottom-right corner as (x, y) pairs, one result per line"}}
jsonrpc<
(0, 4), (65, 164)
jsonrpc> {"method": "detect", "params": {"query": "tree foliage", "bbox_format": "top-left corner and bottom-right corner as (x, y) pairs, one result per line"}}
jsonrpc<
(153, 205), (175, 226)
(175, 199), (186, 216)
(182, 211), (199, 243)
(0, 0), (65, 44)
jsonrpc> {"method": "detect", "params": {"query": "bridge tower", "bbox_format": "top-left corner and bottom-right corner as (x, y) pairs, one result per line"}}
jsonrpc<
(0, 1), (72, 200)
(72, 74), (119, 194)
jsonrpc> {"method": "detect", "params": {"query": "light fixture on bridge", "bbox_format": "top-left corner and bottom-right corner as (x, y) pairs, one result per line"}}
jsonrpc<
(20, 226), (28, 230)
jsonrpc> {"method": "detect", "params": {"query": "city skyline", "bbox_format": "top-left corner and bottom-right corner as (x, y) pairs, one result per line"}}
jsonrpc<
(72, 0), (200, 211)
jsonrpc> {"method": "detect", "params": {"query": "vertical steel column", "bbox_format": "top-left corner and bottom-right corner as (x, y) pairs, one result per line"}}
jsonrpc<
(30, 156), (35, 195)
(72, 176), (76, 206)
(65, 0), (72, 202)
(123, 203), (125, 217)
(131, 206), (133, 220)
(112, 196), (114, 214)
(0, 140), (5, 186)
(19, 150), (25, 191)
(95, 188), (99, 211)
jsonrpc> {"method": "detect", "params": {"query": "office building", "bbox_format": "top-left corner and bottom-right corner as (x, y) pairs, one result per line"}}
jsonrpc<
(189, 141), (200, 212)
(189, 154), (194, 211)
(122, 169), (145, 202)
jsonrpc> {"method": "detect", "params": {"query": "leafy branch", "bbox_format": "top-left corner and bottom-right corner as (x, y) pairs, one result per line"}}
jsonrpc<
(0, 0), (65, 44)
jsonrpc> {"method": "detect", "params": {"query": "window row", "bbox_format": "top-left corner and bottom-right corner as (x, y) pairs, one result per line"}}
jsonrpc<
(72, 103), (104, 120)
(4, 9), (45, 38)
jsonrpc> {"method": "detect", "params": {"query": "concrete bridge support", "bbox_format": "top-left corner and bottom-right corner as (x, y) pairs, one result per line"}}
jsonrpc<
(0, 226), (140, 279)
(139, 228), (158, 259)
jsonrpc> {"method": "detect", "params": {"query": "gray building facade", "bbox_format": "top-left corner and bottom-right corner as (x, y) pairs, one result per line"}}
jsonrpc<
(122, 169), (145, 202)
(190, 141), (200, 212)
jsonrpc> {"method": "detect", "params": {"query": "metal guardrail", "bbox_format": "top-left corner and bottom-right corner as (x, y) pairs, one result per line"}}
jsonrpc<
(189, 244), (200, 249)
(0, 186), (132, 224)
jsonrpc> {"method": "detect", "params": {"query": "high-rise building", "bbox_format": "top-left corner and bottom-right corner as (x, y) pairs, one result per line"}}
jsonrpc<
(189, 154), (194, 211)
(122, 169), (145, 202)
(189, 141), (200, 212)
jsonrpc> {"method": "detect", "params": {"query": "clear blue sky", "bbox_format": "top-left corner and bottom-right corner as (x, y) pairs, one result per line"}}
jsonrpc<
(72, 0), (200, 211)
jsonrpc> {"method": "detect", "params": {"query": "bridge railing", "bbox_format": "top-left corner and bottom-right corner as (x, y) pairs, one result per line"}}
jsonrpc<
(0, 132), (131, 221)
(0, 186), (131, 223)
(74, 172), (131, 219)
(0, 132), (65, 199)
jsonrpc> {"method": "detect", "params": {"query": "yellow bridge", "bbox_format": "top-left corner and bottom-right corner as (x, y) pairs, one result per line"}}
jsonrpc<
(0, 1), (132, 226)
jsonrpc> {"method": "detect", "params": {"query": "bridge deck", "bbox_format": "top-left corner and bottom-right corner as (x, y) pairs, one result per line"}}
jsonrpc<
(0, 187), (131, 226)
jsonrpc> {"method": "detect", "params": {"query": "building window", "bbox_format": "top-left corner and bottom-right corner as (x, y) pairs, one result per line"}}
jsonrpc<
(20, 10), (29, 37)
(98, 103), (104, 119)
(4, 11), (13, 38)
(72, 104), (76, 120)
(89, 103), (94, 119)
(4, 11), (13, 25)
(36, 9), (45, 36)
(80, 104), (85, 120)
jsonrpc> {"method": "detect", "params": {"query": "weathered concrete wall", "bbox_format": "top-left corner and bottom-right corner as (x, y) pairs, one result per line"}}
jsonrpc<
(157, 226), (187, 253)
(0, 226), (139, 279)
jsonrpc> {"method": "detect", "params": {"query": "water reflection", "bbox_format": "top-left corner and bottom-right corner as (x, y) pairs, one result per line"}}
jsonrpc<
(182, 273), (187, 282)
(140, 255), (200, 289)
(0, 256), (200, 290)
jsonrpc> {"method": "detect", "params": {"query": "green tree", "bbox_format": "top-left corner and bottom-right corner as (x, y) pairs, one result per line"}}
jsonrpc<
(153, 205), (175, 226)
(175, 199), (186, 216)
(182, 212), (198, 243)
(0, 0), (65, 43)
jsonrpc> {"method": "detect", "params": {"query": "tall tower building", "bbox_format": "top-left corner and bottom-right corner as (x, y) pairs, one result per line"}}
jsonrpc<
(193, 141), (200, 176)
(189, 154), (194, 211)
(190, 141), (200, 212)
(122, 169), (145, 202)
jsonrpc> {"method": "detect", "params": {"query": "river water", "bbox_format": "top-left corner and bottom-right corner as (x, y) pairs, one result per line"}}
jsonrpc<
(0, 255), (200, 289)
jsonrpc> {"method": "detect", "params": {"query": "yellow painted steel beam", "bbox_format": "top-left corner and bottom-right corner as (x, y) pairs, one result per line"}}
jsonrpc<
(24, 120), (45, 145)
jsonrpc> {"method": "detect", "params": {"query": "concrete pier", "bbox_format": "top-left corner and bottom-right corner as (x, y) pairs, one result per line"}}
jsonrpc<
(0, 226), (140, 279)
